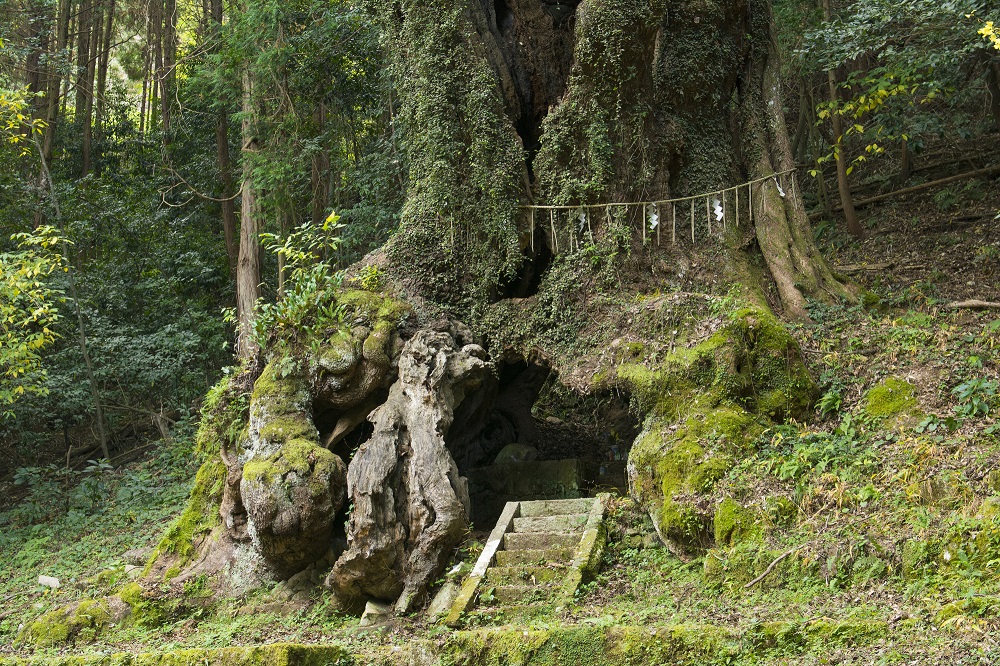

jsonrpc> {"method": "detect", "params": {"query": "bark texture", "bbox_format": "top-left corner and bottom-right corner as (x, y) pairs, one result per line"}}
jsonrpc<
(329, 327), (491, 613)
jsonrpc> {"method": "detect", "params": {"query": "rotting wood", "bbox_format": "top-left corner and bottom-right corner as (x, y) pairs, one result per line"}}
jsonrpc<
(834, 261), (894, 273)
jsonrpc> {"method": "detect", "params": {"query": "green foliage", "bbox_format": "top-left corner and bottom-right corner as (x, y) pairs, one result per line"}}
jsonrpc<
(952, 377), (998, 418)
(254, 216), (346, 350)
(761, 414), (877, 483)
(800, 0), (1000, 179)
(0, 226), (64, 415)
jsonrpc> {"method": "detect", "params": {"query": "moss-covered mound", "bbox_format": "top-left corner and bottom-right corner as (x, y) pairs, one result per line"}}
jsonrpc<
(618, 306), (817, 553)
(18, 599), (119, 647)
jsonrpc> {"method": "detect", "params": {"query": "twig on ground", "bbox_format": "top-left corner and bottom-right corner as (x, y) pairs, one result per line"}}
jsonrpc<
(743, 544), (807, 589)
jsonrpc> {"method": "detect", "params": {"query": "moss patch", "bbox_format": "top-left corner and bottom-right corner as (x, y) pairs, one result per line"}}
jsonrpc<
(0, 643), (349, 665)
(147, 458), (225, 568)
(20, 599), (112, 647)
(713, 499), (763, 546)
(863, 377), (919, 420)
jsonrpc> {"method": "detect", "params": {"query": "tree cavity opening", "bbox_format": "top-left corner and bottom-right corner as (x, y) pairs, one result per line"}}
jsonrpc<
(447, 356), (639, 527)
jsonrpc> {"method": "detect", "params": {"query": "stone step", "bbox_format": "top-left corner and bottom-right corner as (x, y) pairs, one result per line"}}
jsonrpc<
(592, 475), (627, 492)
(482, 584), (558, 605)
(512, 514), (588, 534)
(484, 565), (567, 586)
(463, 602), (553, 623)
(494, 547), (576, 566)
(518, 498), (594, 518)
(503, 531), (580, 551)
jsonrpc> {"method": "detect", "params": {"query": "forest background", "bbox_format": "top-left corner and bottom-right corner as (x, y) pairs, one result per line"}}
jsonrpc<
(0, 0), (998, 475)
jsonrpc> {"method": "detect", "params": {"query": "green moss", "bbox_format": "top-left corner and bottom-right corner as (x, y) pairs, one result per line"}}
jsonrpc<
(242, 439), (340, 499)
(257, 415), (316, 447)
(117, 583), (170, 628)
(336, 289), (410, 328)
(620, 305), (819, 555)
(442, 625), (738, 666)
(144, 458), (225, 574)
(713, 499), (763, 546)
(764, 496), (798, 526)
(196, 373), (251, 456)
(803, 619), (887, 645)
(704, 542), (811, 590)
(21, 600), (111, 647)
(863, 377), (918, 420)
(746, 621), (806, 651)
(251, 363), (309, 419)
(935, 596), (1000, 626)
(0, 644), (350, 665)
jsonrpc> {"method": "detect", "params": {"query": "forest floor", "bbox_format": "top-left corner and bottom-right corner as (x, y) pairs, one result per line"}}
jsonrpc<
(1, 161), (999, 664)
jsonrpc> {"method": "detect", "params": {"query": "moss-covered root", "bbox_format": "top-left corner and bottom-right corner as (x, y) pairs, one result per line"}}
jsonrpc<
(144, 457), (226, 578)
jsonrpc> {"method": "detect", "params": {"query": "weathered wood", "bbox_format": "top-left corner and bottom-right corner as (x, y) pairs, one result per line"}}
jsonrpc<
(330, 329), (492, 613)
(945, 299), (1000, 310)
(834, 261), (894, 273)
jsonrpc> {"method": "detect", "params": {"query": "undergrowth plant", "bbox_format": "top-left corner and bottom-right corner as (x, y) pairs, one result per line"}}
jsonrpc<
(253, 214), (347, 351)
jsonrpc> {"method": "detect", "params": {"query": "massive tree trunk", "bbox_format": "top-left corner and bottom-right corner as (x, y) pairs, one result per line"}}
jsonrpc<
(154, 0), (856, 613)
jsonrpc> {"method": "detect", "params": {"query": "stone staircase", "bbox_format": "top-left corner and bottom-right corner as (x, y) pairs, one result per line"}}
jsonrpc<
(444, 496), (607, 626)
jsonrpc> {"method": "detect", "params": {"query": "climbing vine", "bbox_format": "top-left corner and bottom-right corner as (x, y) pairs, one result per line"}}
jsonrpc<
(375, 0), (525, 307)
(534, 0), (671, 206)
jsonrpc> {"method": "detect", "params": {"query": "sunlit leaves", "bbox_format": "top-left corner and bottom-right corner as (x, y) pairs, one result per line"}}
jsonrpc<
(981, 21), (1000, 49)
(0, 227), (65, 415)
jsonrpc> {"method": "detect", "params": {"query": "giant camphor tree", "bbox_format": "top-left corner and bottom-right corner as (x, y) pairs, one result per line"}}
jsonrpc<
(148, 0), (856, 615)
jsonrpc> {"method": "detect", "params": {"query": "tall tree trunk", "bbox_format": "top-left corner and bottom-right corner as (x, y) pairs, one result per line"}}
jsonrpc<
(81, 0), (102, 177)
(24, 1), (48, 119)
(236, 69), (262, 359)
(93, 0), (114, 175)
(822, 0), (862, 239)
(790, 78), (808, 164)
(210, 0), (239, 272)
(35, 0), (72, 228)
(139, 18), (151, 135)
(827, 70), (863, 239)
(311, 103), (330, 226)
(74, 0), (92, 124)
(160, 0), (176, 141)
(985, 62), (1000, 132)
(151, 0), (163, 133)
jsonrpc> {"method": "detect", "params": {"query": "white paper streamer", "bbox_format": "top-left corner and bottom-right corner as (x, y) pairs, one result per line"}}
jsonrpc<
(713, 198), (724, 222)
(648, 204), (660, 230)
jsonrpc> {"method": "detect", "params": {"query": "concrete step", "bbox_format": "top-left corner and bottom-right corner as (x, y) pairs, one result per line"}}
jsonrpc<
(484, 565), (567, 586)
(494, 546), (576, 566)
(512, 513), (588, 533)
(503, 531), (580, 551)
(482, 584), (558, 605)
(463, 602), (553, 623)
(518, 498), (594, 518)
